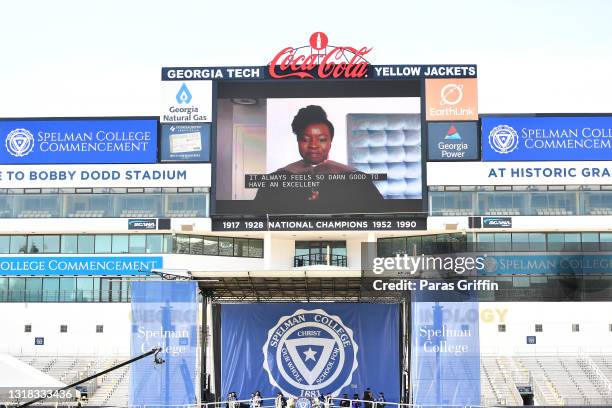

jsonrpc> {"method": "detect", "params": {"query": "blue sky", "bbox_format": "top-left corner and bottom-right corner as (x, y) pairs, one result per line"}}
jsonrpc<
(1, 0), (611, 116)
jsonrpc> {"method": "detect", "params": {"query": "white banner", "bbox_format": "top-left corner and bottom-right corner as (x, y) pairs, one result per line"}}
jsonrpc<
(427, 161), (612, 185)
(0, 163), (211, 188)
(160, 80), (212, 123)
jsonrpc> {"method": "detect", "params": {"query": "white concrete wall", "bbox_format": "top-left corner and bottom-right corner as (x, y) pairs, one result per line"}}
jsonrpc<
(428, 216), (612, 231)
(479, 302), (612, 355)
(164, 253), (265, 272)
(0, 218), (212, 234)
(1, 302), (610, 357)
(267, 236), (295, 270)
(0, 303), (131, 356)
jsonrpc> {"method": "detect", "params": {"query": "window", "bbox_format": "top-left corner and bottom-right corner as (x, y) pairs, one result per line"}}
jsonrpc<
(145, 235), (163, 254)
(203, 236), (219, 256)
(112, 235), (129, 254)
(601, 233), (612, 251)
(61, 235), (78, 254)
(60, 325), (68, 333)
(95, 235), (112, 253)
(535, 324), (543, 332)
(10, 236), (27, 254)
(24, 325), (32, 333)
(0, 236), (9, 253)
(76, 278), (94, 302)
(25, 278), (42, 302)
(547, 233), (564, 251)
(59, 278), (76, 302)
(43, 278), (60, 302)
(234, 238), (249, 257)
(0, 278), (7, 302)
(609, 324), (612, 332)
(129, 235), (146, 254)
(27, 236), (43, 253)
(189, 236), (203, 255)
(406, 237), (422, 256)
(564, 233), (581, 251)
(528, 233), (546, 251)
(477, 234), (494, 252)
(248, 239), (264, 258)
(581, 233), (599, 252)
(174, 235), (190, 254)
(9, 278), (25, 302)
(511, 233), (530, 252)
(78, 235), (95, 253)
(219, 237), (234, 256)
(494, 233), (512, 251)
(96, 325), (104, 333)
(498, 324), (506, 333)
(44, 235), (60, 253)
(572, 324), (580, 332)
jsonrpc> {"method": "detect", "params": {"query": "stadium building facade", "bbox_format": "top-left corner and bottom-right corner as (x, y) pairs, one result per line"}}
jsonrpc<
(1, 34), (612, 407)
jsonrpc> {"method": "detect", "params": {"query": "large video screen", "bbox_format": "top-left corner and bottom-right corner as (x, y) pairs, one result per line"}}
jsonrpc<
(215, 80), (423, 215)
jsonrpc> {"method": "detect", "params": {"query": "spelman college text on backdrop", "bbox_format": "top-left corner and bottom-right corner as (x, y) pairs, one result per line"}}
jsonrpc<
(0, 119), (157, 164)
(130, 281), (198, 407)
(221, 304), (399, 400)
(482, 116), (612, 161)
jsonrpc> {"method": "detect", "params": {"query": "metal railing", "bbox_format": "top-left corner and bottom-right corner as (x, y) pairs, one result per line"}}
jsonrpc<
(293, 254), (348, 267)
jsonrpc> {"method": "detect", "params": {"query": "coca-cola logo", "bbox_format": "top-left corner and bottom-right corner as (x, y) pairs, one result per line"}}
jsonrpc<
(268, 32), (371, 79)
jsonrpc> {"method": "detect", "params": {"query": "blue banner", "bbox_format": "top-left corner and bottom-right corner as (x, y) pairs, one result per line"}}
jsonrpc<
(483, 254), (612, 275)
(0, 119), (157, 164)
(130, 281), (198, 407)
(161, 123), (210, 162)
(482, 116), (612, 161)
(221, 304), (399, 400)
(411, 288), (480, 406)
(0, 256), (162, 276)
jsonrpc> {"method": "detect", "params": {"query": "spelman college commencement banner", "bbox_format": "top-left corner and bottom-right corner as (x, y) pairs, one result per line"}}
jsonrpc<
(411, 289), (481, 406)
(130, 281), (198, 407)
(221, 304), (399, 400)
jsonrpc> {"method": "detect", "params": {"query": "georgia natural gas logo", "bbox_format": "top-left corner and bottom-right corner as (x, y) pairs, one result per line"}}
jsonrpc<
(5, 128), (35, 157)
(488, 125), (519, 154)
(262, 309), (358, 398)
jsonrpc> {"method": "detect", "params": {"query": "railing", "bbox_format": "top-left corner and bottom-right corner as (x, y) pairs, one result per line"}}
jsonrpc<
(293, 254), (348, 267)
(0, 192), (208, 219)
(0, 290), (131, 303)
(200, 398), (489, 408)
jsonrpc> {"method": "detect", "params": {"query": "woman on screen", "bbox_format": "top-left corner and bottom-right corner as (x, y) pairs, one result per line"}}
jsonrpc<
(254, 105), (383, 212)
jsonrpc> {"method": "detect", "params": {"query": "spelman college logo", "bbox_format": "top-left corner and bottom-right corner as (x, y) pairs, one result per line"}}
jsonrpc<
(268, 32), (371, 79)
(5, 128), (35, 157)
(262, 309), (358, 397)
(489, 125), (519, 154)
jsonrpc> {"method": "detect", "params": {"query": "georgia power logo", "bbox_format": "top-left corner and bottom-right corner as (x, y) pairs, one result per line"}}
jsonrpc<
(5, 128), (35, 157)
(262, 309), (358, 397)
(488, 125), (519, 154)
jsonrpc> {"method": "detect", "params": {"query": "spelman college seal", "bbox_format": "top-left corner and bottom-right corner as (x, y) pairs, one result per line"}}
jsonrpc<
(262, 309), (358, 397)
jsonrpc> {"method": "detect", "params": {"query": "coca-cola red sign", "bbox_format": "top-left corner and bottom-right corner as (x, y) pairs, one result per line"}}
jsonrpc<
(268, 32), (372, 79)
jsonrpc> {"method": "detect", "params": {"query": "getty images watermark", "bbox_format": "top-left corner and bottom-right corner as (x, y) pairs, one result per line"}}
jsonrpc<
(360, 243), (499, 293)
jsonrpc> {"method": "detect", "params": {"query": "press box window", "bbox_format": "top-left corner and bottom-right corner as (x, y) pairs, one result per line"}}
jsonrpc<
(572, 324), (579, 332)
(96, 325), (104, 333)
(24, 325), (32, 333)
(535, 324), (543, 332)
(60, 325), (68, 333)
(498, 324), (506, 333)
